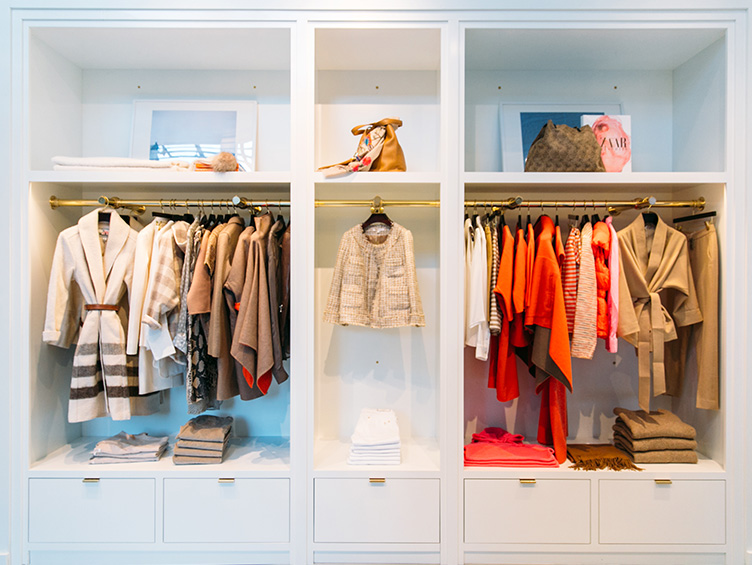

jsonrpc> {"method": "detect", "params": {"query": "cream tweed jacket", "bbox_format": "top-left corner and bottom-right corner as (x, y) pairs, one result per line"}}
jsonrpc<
(324, 223), (425, 328)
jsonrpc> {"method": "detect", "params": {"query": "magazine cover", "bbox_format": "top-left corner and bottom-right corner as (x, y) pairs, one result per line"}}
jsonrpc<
(581, 114), (631, 172)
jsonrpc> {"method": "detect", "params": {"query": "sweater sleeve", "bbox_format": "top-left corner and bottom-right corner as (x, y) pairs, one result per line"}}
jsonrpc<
(403, 229), (426, 327)
(323, 231), (351, 325)
(43, 232), (82, 348)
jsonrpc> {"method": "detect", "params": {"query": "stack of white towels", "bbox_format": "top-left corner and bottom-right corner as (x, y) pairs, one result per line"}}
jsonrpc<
(348, 408), (401, 465)
(90, 432), (169, 464)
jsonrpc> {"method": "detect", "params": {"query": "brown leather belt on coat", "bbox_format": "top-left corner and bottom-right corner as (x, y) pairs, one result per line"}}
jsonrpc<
(84, 304), (119, 311)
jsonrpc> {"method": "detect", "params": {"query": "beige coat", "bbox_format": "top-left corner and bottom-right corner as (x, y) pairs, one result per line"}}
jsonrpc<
(617, 214), (702, 411)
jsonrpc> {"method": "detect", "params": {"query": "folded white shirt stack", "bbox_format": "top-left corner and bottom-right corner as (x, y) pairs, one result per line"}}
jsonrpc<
(348, 408), (401, 465)
(90, 431), (169, 464)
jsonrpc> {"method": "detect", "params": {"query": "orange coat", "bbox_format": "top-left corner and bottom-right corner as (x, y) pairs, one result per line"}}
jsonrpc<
(592, 221), (611, 339)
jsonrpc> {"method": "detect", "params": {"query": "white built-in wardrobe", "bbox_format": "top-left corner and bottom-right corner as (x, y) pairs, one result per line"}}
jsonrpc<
(7, 3), (752, 565)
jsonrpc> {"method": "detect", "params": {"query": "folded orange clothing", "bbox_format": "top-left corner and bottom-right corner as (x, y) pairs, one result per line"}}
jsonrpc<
(464, 441), (558, 467)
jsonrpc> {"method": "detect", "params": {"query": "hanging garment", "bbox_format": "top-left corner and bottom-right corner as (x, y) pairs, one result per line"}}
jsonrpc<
(207, 216), (246, 400)
(554, 223), (565, 269)
(466, 217), (490, 359)
(174, 218), (201, 357)
(561, 225), (581, 333)
(489, 222), (519, 402)
(488, 219), (501, 336)
(510, 222), (529, 348)
(186, 229), (220, 414)
(224, 222), (264, 401)
(43, 209), (161, 422)
(231, 213), (275, 395)
(464, 217), (474, 343)
(279, 223), (291, 359)
(140, 220), (189, 393)
(617, 214), (703, 411)
(324, 222), (425, 328)
(605, 216), (620, 353)
(592, 221), (611, 340)
(267, 215), (290, 385)
(571, 221), (597, 359)
(525, 215), (571, 464)
(664, 222), (719, 410)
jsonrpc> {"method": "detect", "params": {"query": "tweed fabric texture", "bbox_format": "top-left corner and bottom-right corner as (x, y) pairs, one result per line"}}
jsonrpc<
(324, 222), (425, 328)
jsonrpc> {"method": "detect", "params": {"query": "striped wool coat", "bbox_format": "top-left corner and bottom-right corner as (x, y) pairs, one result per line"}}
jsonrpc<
(43, 209), (160, 422)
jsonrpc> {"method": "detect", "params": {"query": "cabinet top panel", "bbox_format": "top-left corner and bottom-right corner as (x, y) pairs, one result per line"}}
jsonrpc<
(465, 27), (726, 71)
(31, 26), (291, 71)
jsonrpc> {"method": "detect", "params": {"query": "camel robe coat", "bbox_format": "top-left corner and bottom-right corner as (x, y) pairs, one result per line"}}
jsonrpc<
(617, 214), (703, 411)
(44, 209), (160, 422)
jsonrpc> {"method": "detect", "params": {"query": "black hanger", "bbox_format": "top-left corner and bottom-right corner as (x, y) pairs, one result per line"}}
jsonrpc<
(642, 211), (659, 227)
(362, 197), (392, 231)
(592, 213), (601, 224)
(673, 210), (716, 224)
(517, 214), (522, 230)
(579, 214), (590, 229)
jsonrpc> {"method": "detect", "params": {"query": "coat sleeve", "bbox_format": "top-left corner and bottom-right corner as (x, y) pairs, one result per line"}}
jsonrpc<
(322, 232), (351, 325)
(126, 228), (151, 355)
(403, 229), (426, 327)
(43, 232), (83, 348)
(666, 238), (703, 328)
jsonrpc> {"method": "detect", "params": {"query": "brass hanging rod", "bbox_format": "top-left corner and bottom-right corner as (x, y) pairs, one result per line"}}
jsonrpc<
(48, 195), (706, 217)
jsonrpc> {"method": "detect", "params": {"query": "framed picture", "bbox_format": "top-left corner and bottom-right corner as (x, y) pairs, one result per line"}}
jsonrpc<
(131, 100), (258, 171)
(499, 103), (623, 172)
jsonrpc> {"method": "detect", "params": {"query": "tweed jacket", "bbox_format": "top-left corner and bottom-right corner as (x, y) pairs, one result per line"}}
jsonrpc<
(324, 222), (425, 328)
(44, 209), (160, 422)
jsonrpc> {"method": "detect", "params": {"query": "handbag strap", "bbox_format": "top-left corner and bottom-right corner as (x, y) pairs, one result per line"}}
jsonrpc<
(351, 117), (403, 135)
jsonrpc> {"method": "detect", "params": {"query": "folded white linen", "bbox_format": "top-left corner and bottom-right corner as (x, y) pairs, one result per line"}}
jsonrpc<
(350, 441), (401, 450)
(350, 408), (400, 446)
(92, 432), (169, 456)
(52, 156), (188, 169)
(350, 448), (401, 456)
(347, 456), (401, 465)
(90, 456), (163, 464)
(53, 164), (189, 171)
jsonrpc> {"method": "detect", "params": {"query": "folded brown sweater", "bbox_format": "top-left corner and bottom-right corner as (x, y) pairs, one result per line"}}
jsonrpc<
(612, 422), (697, 452)
(177, 415), (233, 443)
(613, 437), (697, 464)
(613, 408), (696, 440)
(173, 454), (224, 465)
(176, 438), (229, 452)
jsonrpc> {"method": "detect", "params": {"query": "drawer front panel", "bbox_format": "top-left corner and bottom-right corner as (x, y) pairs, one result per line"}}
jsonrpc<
(314, 478), (440, 543)
(164, 478), (290, 543)
(599, 479), (725, 544)
(464, 478), (590, 544)
(29, 478), (155, 543)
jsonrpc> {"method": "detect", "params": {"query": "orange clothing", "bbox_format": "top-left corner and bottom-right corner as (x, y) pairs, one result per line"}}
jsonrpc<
(592, 221), (611, 340)
(510, 224), (530, 348)
(489, 223), (519, 402)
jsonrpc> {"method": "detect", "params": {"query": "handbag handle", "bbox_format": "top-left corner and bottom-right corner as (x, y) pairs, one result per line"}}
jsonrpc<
(351, 117), (403, 135)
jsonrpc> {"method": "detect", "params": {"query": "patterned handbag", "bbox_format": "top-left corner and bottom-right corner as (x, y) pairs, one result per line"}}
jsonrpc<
(524, 120), (606, 172)
(319, 117), (407, 177)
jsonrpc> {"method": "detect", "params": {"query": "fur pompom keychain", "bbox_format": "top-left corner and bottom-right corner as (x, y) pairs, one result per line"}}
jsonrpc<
(193, 152), (239, 172)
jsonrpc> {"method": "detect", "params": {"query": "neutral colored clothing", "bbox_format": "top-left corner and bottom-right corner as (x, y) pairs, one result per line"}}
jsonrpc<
(613, 407), (696, 439)
(571, 221), (597, 359)
(177, 415), (233, 442)
(488, 221), (501, 335)
(467, 218), (490, 360)
(617, 214), (703, 411)
(325, 222), (425, 328)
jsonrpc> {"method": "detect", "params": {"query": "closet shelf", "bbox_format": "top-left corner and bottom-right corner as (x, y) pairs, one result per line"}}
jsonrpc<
(28, 170), (292, 186)
(463, 171), (728, 193)
(462, 454), (724, 479)
(314, 171), (441, 185)
(313, 438), (440, 476)
(29, 436), (291, 477)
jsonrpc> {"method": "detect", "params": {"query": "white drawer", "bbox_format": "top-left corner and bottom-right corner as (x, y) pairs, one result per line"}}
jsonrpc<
(464, 478), (590, 544)
(163, 478), (290, 543)
(28, 478), (155, 543)
(599, 479), (725, 544)
(314, 478), (440, 543)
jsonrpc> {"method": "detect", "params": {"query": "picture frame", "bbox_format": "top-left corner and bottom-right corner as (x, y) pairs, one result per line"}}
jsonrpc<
(131, 100), (258, 171)
(499, 103), (623, 172)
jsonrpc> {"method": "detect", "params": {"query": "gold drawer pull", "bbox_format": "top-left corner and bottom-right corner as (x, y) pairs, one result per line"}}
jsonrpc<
(82, 478), (100, 483)
(369, 478), (386, 484)
(655, 479), (673, 485)
(218, 478), (235, 484)
(519, 479), (537, 485)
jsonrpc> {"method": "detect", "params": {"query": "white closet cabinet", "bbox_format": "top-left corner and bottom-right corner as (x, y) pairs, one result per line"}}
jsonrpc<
(8, 5), (749, 565)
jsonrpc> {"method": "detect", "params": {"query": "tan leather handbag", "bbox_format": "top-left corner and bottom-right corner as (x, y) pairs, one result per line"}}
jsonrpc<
(524, 120), (606, 172)
(320, 117), (406, 177)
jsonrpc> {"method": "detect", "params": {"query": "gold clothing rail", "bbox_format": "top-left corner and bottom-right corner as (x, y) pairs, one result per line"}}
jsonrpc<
(48, 194), (706, 216)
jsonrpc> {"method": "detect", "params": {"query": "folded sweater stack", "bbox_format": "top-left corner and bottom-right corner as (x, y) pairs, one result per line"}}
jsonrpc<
(90, 432), (168, 464)
(464, 427), (558, 467)
(173, 415), (233, 465)
(52, 156), (190, 171)
(348, 408), (401, 465)
(612, 408), (698, 464)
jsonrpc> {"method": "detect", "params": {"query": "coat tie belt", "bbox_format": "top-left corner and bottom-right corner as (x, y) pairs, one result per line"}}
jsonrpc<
(85, 304), (120, 311)
(634, 292), (673, 411)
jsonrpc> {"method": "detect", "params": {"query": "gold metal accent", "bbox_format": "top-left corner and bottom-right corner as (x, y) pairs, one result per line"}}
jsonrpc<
(519, 479), (537, 484)
(369, 478), (386, 484)
(654, 479), (673, 485)
(217, 478), (236, 484)
(82, 478), (100, 483)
